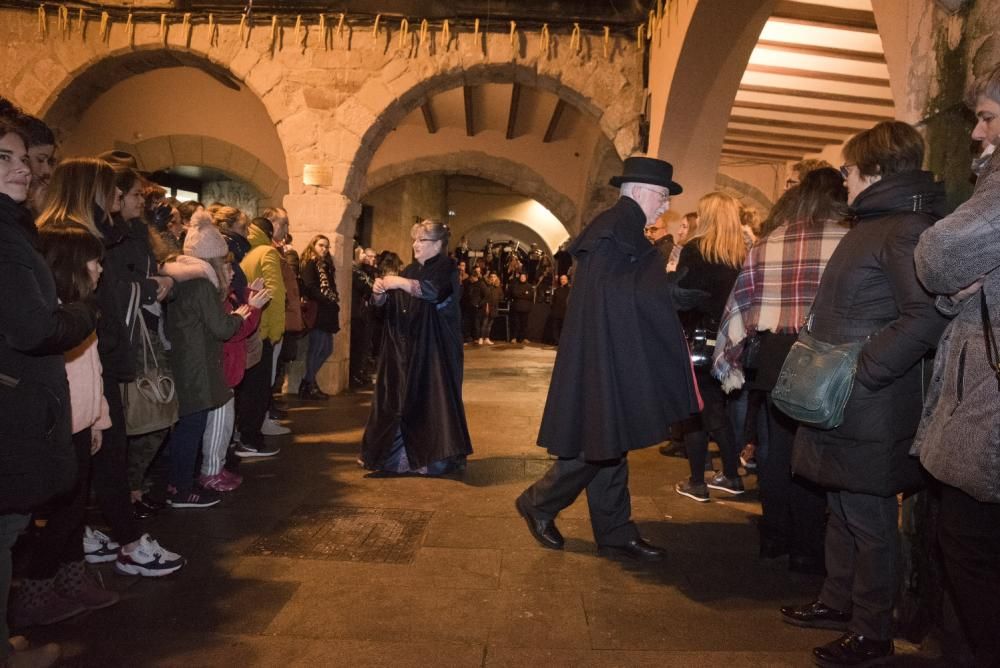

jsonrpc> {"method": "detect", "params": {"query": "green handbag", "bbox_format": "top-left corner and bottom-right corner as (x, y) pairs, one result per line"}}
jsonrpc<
(771, 329), (864, 430)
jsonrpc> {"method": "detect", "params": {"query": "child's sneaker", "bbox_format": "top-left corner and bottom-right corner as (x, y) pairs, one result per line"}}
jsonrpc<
(114, 534), (185, 577)
(198, 473), (240, 492)
(167, 485), (221, 508)
(220, 468), (243, 485)
(83, 527), (120, 564)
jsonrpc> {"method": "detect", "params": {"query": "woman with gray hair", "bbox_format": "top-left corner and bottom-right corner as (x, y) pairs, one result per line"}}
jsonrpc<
(361, 220), (472, 475)
(912, 62), (1000, 666)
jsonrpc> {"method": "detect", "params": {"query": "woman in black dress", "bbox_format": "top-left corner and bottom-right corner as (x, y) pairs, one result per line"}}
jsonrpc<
(360, 220), (472, 475)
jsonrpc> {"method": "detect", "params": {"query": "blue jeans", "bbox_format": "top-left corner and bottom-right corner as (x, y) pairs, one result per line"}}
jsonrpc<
(1, 513), (29, 661)
(304, 328), (333, 383)
(167, 409), (210, 495)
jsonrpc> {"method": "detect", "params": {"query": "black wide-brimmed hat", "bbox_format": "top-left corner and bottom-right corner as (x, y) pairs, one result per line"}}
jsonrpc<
(609, 156), (683, 195)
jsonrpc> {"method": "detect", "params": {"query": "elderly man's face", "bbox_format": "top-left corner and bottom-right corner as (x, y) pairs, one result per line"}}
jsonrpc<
(559, 275), (568, 286)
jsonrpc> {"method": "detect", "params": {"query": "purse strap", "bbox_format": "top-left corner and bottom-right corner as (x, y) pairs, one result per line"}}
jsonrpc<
(980, 288), (1000, 390)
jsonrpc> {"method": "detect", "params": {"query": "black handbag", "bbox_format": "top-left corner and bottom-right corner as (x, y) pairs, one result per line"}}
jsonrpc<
(771, 327), (863, 430)
(688, 328), (717, 368)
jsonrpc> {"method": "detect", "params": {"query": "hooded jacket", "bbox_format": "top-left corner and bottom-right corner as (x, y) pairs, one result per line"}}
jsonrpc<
(239, 224), (286, 343)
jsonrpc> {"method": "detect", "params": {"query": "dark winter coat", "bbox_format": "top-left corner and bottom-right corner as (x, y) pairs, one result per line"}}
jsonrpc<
(0, 195), (97, 512)
(465, 279), (485, 309)
(301, 256), (341, 334)
(537, 197), (700, 459)
(95, 211), (161, 382)
(550, 284), (571, 319)
(361, 253), (473, 469)
(675, 241), (741, 336)
(481, 283), (503, 313)
(163, 274), (243, 417)
(792, 171), (950, 497)
(508, 281), (535, 312)
(913, 149), (1000, 503)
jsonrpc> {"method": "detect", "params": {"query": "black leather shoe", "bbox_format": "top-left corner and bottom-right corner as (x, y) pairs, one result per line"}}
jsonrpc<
(781, 600), (851, 630)
(813, 632), (893, 667)
(515, 495), (564, 550)
(598, 538), (666, 562)
(132, 498), (158, 520)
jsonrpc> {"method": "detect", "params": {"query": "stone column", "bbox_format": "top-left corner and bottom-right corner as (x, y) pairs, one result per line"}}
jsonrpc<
(283, 192), (361, 396)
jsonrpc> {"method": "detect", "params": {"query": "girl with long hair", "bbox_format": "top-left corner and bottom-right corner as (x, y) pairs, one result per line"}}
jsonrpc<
(11, 223), (120, 627)
(674, 191), (748, 503)
(299, 234), (340, 399)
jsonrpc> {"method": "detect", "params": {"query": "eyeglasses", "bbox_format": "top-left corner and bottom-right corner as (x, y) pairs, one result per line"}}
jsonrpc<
(839, 163), (856, 179)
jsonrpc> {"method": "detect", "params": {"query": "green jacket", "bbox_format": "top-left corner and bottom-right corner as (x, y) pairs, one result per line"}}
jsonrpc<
(240, 225), (287, 343)
(165, 277), (242, 416)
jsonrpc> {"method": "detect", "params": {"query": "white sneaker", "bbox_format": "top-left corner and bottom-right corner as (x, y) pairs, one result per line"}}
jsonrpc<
(115, 534), (185, 577)
(83, 527), (120, 564)
(261, 418), (291, 436)
(485, 338), (494, 345)
(477, 338), (484, 345)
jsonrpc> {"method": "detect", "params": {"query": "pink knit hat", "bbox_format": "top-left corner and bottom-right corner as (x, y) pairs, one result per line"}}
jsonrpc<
(183, 209), (229, 259)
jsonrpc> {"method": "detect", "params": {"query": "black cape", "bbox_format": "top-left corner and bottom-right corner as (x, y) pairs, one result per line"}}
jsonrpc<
(537, 197), (700, 460)
(361, 254), (473, 468)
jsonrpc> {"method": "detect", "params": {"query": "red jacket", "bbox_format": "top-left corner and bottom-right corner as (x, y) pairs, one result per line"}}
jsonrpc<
(222, 288), (262, 388)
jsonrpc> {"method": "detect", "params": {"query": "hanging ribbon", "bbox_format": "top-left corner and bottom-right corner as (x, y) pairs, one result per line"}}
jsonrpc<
(183, 13), (192, 45)
(647, 10), (655, 39)
(238, 14), (247, 44)
(269, 15), (278, 52)
(37, 4), (46, 37)
(337, 12), (345, 39)
(657, 0), (664, 21)
(419, 18), (428, 49)
(373, 13), (381, 41)
(603, 26), (610, 58)
(441, 19), (450, 49)
(75, 8), (83, 35)
(293, 15), (301, 46)
(159, 13), (167, 45)
(58, 5), (69, 37)
(570, 22), (581, 53)
(509, 21), (517, 48)
(99, 11), (109, 42)
(398, 18), (409, 48)
(636, 24), (644, 52)
(540, 23), (550, 54)
(209, 13), (217, 45)
(125, 11), (134, 46)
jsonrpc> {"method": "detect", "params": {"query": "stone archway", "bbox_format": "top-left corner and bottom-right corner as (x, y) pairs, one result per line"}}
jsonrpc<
(363, 152), (576, 231)
(647, 0), (777, 209)
(121, 134), (288, 207)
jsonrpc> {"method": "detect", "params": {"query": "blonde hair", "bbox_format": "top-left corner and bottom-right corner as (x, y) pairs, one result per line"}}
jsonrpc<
(690, 192), (746, 269)
(36, 158), (118, 239)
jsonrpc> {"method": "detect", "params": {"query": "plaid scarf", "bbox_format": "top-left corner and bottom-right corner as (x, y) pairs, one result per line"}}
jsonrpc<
(712, 219), (849, 391)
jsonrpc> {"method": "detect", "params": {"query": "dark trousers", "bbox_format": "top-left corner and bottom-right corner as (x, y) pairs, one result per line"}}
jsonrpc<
(93, 379), (142, 545)
(167, 409), (210, 496)
(938, 484), (1000, 666)
(349, 318), (371, 382)
(551, 316), (564, 344)
(236, 340), (272, 449)
(511, 309), (530, 341)
(685, 368), (740, 481)
(23, 429), (91, 579)
(475, 311), (494, 339)
(305, 329), (333, 384)
(1, 513), (29, 661)
(758, 398), (827, 560)
(820, 490), (899, 641)
(521, 454), (640, 545)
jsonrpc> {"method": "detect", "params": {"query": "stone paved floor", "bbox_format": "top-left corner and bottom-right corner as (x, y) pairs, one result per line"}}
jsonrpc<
(29, 344), (939, 667)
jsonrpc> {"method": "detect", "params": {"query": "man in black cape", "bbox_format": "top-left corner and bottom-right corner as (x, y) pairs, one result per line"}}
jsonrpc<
(515, 157), (701, 561)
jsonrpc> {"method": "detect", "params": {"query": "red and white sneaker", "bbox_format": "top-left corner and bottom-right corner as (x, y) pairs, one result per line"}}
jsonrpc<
(198, 473), (240, 492)
(115, 534), (185, 577)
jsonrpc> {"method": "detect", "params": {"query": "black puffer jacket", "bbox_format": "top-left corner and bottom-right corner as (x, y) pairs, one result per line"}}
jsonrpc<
(792, 171), (950, 496)
(0, 195), (97, 512)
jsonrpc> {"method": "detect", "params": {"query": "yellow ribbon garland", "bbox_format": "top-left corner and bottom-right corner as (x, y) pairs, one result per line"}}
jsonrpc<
(603, 26), (610, 58)
(208, 13), (217, 45)
(419, 18), (428, 49)
(441, 19), (449, 48)
(540, 23), (550, 54)
(373, 13), (381, 40)
(337, 13), (345, 39)
(125, 11), (134, 46)
(570, 22), (581, 53)
(509, 20), (516, 48)
(75, 8), (83, 35)
(183, 12), (192, 45)
(398, 18), (409, 48)
(636, 24), (644, 52)
(294, 15), (302, 46)
(58, 5), (68, 37)
(158, 13), (166, 44)
(99, 11), (109, 42)
(37, 4), (46, 37)
(238, 14), (247, 44)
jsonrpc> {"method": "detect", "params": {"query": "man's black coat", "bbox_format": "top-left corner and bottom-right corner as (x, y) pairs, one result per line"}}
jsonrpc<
(537, 197), (700, 460)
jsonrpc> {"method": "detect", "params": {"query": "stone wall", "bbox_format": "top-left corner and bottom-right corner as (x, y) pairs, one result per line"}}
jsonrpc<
(0, 6), (645, 392)
(366, 174), (448, 262)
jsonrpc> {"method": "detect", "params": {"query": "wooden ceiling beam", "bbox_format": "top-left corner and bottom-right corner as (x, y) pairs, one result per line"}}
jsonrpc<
(756, 39), (885, 64)
(724, 138), (824, 154)
(746, 64), (890, 88)
(420, 101), (437, 135)
(726, 127), (845, 145)
(732, 99), (893, 123)
(543, 98), (566, 143)
(771, 0), (878, 32)
(730, 114), (867, 135)
(506, 83), (521, 140)
(463, 85), (475, 137)
(722, 148), (800, 161)
(739, 84), (895, 108)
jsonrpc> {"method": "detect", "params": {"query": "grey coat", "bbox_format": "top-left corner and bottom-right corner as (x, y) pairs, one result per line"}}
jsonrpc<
(913, 150), (1000, 503)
